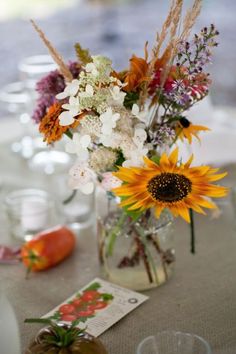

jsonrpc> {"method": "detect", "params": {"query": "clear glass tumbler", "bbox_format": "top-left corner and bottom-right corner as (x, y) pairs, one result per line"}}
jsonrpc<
(136, 331), (211, 354)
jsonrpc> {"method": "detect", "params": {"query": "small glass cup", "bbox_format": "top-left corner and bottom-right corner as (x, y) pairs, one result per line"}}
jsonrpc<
(136, 331), (211, 354)
(4, 189), (57, 242)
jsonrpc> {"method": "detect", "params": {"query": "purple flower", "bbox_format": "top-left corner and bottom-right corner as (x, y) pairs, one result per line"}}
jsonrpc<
(32, 61), (80, 123)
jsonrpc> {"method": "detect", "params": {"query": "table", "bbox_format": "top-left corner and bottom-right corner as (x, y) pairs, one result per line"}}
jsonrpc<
(0, 118), (236, 354)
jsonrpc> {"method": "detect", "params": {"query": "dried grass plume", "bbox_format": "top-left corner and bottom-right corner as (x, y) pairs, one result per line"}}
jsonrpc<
(30, 20), (73, 82)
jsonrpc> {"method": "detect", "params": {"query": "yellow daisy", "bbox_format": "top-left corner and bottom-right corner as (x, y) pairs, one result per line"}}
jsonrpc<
(176, 117), (210, 144)
(112, 148), (228, 223)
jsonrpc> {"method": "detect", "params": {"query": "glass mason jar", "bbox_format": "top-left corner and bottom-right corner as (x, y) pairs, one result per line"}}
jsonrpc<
(96, 187), (175, 291)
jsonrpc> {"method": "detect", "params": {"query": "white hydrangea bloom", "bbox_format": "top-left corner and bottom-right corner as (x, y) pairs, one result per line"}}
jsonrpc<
(68, 161), (94, 194)
(110, 86), (126, 106)
(100, 108), (120, 135)
(122, 146), (148, 167)
(59, 96), (81, 126)
(79, 84), (94, 98)
(56, 79), (80, 100)
(65, 133), (91, 161)
(133, 126), (147, 147)
(132, 103), (149, 124)
(85, 62), (99, 77)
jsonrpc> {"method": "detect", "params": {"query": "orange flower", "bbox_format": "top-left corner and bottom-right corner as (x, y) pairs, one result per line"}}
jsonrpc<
(176, 117), (210, 144)
(39, 103), (80, 144)
(124, 55), (149, 92)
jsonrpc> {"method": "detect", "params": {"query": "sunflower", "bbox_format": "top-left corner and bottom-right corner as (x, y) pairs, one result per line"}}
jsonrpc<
(112, 148), (228, 222)
(39, 103), (80, 144)
(176, 117), (210, 144)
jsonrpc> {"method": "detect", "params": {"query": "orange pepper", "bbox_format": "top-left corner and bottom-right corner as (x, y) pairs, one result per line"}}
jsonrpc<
(21, 226), (76, 272)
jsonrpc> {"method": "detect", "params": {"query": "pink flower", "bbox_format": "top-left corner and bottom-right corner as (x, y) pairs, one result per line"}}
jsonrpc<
(101, 172), (122, 191)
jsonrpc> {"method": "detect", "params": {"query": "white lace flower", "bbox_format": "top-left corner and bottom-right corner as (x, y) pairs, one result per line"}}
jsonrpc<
(132, 103), (149, 123)
(65, 133), (91, 161)
(89, 148), (117, 173)
(79, 84), (94, 98)
(68, 161), (94, 194)
(100, 108), (120, 135)
(59, 96), (81, 126)
(85, 63), (99, 77)
(110, 86), (126, 105)
(56, 79), (80, 100)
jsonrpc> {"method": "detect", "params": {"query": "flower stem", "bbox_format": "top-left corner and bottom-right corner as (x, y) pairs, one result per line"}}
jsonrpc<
(106, 212), (127, 256)
(134, 225), (159, 285)
(148, 235), (168, 281)
(63, 190), (77, 205)
(134, 232), (153, 284)
(190, 209), (195, 254)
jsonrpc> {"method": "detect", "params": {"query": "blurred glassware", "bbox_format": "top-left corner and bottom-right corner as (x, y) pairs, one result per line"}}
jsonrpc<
(62, 190), (95, 230)
(18, 54), (57, 98)
(0, 81), (40, 159)
(0, 292), (21, 354)
(4, 188), (58, 242)
(28, 145), (72, 175)
(18, 55), (72, 172)
(136, 331), (211, 354)
(54, 174), (95, 230)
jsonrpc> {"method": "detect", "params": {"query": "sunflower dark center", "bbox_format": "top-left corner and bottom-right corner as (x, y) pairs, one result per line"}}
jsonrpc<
(147, 172), (192, 203)
(179, 117), (190, 128)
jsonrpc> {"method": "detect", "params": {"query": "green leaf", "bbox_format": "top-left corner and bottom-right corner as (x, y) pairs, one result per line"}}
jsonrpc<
(123, 91), (139, 109)
(84, 282), (101, 291)
(64, 129), (73, 139)
(24, 318), (52, 325)
(74, 43), (92, 65)
(115, 149), (125, 167)
(151, 155), (160, 165)
(120, 196), (142, 221)
(101, 293), (114, 301)
(49, 311), (61, 321)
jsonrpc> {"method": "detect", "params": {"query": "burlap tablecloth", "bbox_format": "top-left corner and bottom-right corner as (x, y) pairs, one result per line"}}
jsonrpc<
(0, 120), (236, 354)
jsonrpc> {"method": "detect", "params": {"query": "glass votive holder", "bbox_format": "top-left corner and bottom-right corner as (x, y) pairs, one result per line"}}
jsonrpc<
(136, 331), (211, 354)
(4, 189), (57, 242)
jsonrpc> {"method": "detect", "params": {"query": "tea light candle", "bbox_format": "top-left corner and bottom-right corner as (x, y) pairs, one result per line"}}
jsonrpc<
(21, 198), (48, 231)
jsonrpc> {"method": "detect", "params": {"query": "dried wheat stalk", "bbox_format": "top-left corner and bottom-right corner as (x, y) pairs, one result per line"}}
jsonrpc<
(180, 0), (202, 41)
(30, 20), (73, 82)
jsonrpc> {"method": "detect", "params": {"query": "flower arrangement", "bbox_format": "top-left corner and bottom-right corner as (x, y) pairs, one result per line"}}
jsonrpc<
(31, 0), (228, 288)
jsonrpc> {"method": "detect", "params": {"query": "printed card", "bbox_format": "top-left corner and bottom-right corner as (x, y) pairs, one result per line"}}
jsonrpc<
(43, 277), (149, 337)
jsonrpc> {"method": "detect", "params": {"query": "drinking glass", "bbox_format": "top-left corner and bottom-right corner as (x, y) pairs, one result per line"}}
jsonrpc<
(136, 331), (211, 354)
